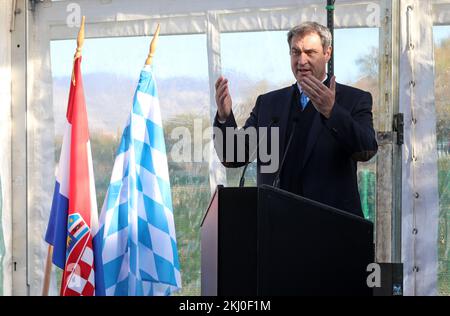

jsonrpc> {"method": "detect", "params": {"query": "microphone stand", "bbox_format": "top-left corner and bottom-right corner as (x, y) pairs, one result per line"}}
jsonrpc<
(239, 117), (279, 187)
(272, 116), (299, 188)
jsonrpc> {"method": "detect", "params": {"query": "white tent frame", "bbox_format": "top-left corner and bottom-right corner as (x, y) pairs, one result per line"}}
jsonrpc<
(2, 0), (448, 295)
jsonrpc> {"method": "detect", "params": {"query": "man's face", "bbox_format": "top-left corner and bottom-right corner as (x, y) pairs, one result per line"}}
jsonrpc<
(290, 32), (332, 83)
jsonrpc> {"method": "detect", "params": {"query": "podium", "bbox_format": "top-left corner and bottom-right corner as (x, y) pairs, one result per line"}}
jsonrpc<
(200, 185), (374, 296)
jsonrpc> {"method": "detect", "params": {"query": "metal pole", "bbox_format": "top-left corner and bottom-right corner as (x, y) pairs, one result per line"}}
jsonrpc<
(326, 0), (335, 77)
(11, 0), (29, 295)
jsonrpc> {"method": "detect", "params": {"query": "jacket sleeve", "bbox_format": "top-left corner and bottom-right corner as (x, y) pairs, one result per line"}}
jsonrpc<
(213, 96), (261, 168)
(323, 91), (378, 162)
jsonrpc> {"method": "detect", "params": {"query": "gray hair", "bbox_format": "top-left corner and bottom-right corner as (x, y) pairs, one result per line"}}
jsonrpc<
(287, 22), (332, 51)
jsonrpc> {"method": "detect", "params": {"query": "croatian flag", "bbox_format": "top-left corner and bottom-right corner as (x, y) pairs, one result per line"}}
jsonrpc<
(45, 57), (101, 296)
(94, 65), (181, 296)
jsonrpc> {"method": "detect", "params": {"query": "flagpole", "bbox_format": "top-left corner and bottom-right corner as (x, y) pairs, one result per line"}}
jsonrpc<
(42, 16), (86, 297)
(145, 23), (160, 65)
(42, 245), (53, 296)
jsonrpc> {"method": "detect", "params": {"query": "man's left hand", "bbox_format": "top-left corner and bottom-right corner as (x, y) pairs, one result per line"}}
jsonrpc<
(300, 75), (336, 119)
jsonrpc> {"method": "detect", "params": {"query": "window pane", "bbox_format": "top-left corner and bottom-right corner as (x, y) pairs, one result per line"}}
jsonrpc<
(433, 25), (450, 296)
(51, 34), (210, 295)
(335, 28), (379, 223)
(220, 31), (292, 187)
(220, 28), (379, 222)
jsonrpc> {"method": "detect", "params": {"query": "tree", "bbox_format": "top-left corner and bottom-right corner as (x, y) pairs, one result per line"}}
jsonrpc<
(356, 46), (379, 80)
(434, 38), (450, 145)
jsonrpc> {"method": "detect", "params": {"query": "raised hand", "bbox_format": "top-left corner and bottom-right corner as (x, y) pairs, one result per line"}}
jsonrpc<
(300, 75), (336, 119)
(215, 76), (233, 121)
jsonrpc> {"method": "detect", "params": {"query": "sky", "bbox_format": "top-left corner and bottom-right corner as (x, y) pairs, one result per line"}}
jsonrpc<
(434, 25), (450, 44)
(50, 34), (208, 79)
(50, 28), (380, 84)
(50, 26), (450, 85)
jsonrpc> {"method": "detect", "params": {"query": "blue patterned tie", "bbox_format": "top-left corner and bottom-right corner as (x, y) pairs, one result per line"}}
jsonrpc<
(300, 92), (309, 110)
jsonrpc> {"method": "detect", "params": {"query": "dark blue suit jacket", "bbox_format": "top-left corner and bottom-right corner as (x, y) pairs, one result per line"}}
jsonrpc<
(213, 80), (378, 217)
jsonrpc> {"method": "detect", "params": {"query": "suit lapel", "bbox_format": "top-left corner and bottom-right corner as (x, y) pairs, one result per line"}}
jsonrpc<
(276, 84), (296, 158)
(301, 77), (339, 170)
(301, 110), (323, 169)
(274, 78), (339, 171)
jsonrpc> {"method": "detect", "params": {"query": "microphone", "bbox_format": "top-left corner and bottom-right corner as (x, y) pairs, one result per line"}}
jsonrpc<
(272, 115), (299, 188)
(239, 116), (279, 187)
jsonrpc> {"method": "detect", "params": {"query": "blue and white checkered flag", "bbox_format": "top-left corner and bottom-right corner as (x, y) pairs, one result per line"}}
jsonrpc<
(94, 65), (181, 296)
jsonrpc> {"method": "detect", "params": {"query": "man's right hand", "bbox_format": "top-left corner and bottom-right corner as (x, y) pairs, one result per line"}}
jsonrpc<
(215, 76), (232, 121)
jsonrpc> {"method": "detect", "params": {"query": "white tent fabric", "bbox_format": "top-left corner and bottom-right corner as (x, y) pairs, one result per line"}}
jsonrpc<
(400, 0), (440, 296)
(0, 0), (13, 296)
(39, 0), (381, 41)
(26, 8), (58, 296)
(206, 11), (227, 192)
(432, 1), (450, 25)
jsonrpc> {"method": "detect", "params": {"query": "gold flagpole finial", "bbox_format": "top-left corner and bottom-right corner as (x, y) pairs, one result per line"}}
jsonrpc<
(72, 16), (85, 85)
(75, 16), (85, 58)
(145, 23), (160, 66)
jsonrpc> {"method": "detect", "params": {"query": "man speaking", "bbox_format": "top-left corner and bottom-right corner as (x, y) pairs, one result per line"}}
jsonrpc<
(213, 22), (378, 218)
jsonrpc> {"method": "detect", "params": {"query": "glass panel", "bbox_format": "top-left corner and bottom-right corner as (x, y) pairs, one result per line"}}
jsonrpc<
(220, 28), (379, 222)
(335, 28), (379, 223)
(50, 34), (210, 295)
(433, 25), (450, 296)
(220, 31), (292, 186)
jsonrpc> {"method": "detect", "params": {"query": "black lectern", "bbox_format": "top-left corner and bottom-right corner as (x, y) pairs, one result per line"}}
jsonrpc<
(200, 185), (374, 296)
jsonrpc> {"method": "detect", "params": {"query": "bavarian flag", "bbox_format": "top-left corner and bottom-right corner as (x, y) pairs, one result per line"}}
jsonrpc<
(94, 65), (181, 295)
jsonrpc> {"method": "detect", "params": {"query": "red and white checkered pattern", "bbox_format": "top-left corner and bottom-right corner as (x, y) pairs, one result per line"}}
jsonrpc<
(63, 241), (95, 296)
